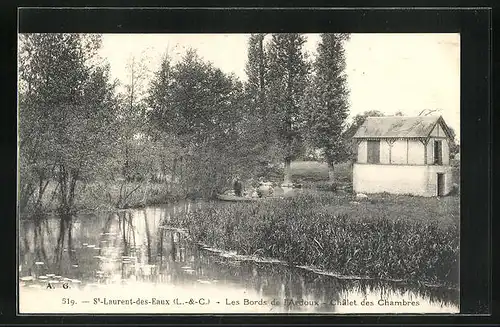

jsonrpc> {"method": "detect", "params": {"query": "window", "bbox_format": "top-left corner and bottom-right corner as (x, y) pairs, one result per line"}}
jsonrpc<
(433, 140), (442, 165)
(367, 140), (380, 164)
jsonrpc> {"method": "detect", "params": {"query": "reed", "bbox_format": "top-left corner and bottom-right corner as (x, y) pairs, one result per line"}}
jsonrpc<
(170, 192), (459, 288)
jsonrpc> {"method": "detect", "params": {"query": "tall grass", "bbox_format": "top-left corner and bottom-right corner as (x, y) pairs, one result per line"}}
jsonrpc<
(170, 192), (459, 288)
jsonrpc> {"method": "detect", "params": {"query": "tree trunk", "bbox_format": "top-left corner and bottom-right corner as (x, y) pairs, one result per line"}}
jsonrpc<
(67, 218), (75, 262)
(283, 157), (292, 184)
(283, 37), (294, 186)
(328, 163), (335, 182)
(20, 183), (35, 216)
(171, 157), (178, 184)
(124, 145), (130, 181)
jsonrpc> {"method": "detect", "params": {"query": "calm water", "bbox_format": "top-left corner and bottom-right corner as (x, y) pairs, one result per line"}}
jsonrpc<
(19, 201), (459, 314)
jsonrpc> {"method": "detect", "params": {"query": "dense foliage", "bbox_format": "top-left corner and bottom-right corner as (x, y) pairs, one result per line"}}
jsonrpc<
(305, 34), (351, 180)
(19, 33), (353, 215)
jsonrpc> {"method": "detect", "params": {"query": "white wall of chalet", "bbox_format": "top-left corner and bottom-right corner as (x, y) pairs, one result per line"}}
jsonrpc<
(353, 122), (453, 197)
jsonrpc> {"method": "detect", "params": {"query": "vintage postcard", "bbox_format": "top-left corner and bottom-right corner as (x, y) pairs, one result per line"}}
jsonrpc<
(17, 32), (460, 314)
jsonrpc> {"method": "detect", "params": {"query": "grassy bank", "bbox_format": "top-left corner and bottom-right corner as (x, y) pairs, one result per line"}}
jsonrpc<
(170, 192), (459, 288)
(290, 161), (353, 183)
(292, 161), (353, 193)
(29, 180), (185, 215)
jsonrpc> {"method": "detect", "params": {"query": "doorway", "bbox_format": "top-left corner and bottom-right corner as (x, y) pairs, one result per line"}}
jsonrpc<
(437, 173), (445, 196)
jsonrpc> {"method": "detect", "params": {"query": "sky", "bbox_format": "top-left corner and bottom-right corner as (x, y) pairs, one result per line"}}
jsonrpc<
(100, 33), (460, 139)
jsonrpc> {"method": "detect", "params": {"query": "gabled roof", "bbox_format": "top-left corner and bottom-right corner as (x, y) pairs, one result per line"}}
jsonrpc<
(353, 115), (453, 139)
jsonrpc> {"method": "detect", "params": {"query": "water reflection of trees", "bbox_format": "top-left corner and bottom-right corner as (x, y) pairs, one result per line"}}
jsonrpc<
(20, 218), (52, 275)
(347, 277), (459, 307)
(53, 215), (76, 269)
(20, 203), (459, 311)
(199, 259), (339, 312)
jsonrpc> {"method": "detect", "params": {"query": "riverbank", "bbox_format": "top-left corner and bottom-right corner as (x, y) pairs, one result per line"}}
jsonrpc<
(19, 201), (459, 314)
(22, 180), (187, 217)
(169, 191), (459, 288)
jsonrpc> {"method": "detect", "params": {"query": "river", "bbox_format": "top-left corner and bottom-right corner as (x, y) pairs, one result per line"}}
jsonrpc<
(18, 201), (459, 314)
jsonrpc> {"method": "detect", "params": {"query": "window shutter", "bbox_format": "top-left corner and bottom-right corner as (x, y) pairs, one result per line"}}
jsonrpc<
(367, 140), (380, 164)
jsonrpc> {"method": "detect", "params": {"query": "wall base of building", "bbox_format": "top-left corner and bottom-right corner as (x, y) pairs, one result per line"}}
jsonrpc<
(353, 164), (453, 197)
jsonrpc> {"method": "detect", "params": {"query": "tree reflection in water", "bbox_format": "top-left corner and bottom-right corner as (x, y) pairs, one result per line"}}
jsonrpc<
(20, 217), (52, 277)
(19, 202), (459, 312)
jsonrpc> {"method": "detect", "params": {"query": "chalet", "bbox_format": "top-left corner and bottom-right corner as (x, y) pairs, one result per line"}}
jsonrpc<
(352, 116), (454, 197)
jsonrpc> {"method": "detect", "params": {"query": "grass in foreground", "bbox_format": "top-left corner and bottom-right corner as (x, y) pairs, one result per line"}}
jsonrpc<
(170, 192), (459, 288)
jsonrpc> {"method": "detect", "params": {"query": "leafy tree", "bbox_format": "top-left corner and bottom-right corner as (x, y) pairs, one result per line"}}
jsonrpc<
(153, 50), (238, 144)
(148, 49), (246, 196)
(241, 34), (286, 179)
(305, 33), (350, 182)
(148, 53), (174, 133)
(266, 34), (310, 183)
(18, 33), (117, 263)
(93, 52), (164, 209)
(245, 34), (267, 117)
(447, 126), (460, 159)
(18, 38), (53, 217)
(147, 53), (182, 186)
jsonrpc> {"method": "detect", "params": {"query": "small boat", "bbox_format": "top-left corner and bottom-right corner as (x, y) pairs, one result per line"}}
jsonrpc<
(216, 194), (259, 202)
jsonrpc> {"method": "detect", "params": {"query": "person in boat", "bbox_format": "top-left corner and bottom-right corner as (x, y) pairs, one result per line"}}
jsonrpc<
(233, 177), (243, 197)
